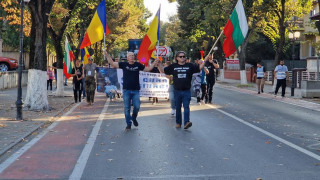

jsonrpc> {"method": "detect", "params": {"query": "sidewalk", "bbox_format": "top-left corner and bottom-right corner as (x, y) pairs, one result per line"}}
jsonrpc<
(217, 77), (320, 105)
(0, 83), (74, 157)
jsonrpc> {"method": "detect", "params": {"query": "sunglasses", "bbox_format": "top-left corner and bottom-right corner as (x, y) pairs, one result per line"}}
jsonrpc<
(178, 56), (186, 58)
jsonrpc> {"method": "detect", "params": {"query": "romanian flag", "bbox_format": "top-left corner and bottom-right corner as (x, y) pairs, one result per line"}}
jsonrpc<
(81, 47), (90, 65)
(137, 6), (160, 66)
(64, 37), (75, 79)
(80, 0), (110, 49)
(222, 0), (248, 57)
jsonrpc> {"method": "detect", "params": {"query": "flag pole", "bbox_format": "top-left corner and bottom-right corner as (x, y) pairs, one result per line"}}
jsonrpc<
(157, 41), (159, 59)
(208, 30), (224, 55)
(103, 33), (106, 61)
(157, 4), (161, 60)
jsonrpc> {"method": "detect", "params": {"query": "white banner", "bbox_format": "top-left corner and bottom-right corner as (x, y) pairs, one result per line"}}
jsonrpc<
(116, 69), (169, 98)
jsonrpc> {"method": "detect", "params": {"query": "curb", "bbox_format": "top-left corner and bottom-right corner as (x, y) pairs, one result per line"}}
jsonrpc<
(0, 102), (75, 157)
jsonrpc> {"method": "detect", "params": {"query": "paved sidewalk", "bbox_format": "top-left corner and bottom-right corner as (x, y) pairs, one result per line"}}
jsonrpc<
(217, 77), (320, 106)
(0, 83), (75, 157)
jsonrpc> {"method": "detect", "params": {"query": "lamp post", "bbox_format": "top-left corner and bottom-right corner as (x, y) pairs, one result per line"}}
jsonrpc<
(288, 30), (300, 97)
(16, 0), (30, 120)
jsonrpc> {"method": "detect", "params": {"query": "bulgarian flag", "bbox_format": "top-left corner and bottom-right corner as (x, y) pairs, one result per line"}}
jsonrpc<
(222, 0), (248, 57)
(64, 37), (75, 79)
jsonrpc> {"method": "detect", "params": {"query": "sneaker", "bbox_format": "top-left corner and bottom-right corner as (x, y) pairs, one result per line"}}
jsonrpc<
(125, 125), (131, 131)
(261, 89), (264, 93)
(175, 124), (181, 128)
(132, 119), (139, 127)
(184, 122), (192, 129)
(258, 91), (260, 94)
(171, 109), (175, 115)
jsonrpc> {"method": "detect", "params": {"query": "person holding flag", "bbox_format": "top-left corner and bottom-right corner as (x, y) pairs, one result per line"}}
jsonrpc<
(158, 51), (207, 130)
(105, 51), (159, 131)
(71, 59), (84, 103)
(80, 47), (90, 99)
(205, 54), (219, 104)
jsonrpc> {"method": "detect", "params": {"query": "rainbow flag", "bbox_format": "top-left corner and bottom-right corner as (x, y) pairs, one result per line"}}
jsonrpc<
(81, 47), (90, 65)
(137, 6), (160, 66)
(222, 0), (248, 57)
(64, 37), (75, 79)
(80, 0), (110, 49)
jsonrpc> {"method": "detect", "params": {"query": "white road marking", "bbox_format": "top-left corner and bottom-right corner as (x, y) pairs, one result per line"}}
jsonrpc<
(0, 102), (82, 174)
(69, 100), (110, 180)
(205, 103), (320, 161)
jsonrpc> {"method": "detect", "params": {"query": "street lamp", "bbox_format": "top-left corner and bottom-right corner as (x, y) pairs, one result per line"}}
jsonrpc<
(288, 30), (300, 96)
(16, 0), (30, 120)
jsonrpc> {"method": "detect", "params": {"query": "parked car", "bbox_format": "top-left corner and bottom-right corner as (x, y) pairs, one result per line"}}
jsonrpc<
(0, 57), (18, 72)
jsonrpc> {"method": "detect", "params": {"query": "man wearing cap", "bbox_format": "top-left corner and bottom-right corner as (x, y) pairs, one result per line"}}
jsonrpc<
(84, 57), (98, 105)
(105, 51), (159, 131)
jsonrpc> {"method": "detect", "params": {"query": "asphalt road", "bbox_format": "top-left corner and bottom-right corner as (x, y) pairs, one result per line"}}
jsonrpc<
(1, 85), (320, 180)
(80, 85), (320, 179)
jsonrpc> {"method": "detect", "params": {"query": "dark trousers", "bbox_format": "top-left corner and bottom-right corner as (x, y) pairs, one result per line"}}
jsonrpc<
(201, 84), (207, 101)
(47, 79), (53, 90)
(73, 81), (83, 103)
(85, 76), (96, 103)
(206, 80), (215, 103)
(275, 79), (286, 97)
(74, 90), (82, 103)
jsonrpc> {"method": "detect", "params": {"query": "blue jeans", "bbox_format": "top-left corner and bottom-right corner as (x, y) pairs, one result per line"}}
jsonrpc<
(174, 90), (191, 125)
(123, 90), (140, 126)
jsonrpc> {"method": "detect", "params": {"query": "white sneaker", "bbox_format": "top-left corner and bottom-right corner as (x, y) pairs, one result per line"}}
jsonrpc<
(171, 109), (175, 115)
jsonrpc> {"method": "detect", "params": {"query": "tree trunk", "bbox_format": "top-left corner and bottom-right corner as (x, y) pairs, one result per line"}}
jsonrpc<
(49, 33), (65, 96)
(24, 0), (54, 111)
(274, 0), (286, 67)
(238, 29), (252, 85)
(46, 0), (77, 96)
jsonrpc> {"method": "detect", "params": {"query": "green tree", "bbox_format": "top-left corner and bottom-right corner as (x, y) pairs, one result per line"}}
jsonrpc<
(258, 0), (312, 66)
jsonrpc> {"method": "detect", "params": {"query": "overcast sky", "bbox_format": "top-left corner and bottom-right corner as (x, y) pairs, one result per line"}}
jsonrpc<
(144, 0), (178, 23)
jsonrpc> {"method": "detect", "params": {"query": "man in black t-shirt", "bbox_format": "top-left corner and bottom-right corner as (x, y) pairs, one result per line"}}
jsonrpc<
(205, 55), (219, 104)
(158, 51), (207, 130)
(105, 51), (159, 131)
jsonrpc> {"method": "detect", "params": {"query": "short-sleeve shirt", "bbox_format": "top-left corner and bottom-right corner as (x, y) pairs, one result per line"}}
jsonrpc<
(119, 62), (145, 90)
(275, 65), (288, 79)
(205, 60), (218, 82)
(164, 63), (200, 90)
(84, 63), (97, 77)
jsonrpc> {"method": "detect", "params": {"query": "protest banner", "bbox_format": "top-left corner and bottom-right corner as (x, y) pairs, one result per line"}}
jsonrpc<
(97, 67), (169, 98)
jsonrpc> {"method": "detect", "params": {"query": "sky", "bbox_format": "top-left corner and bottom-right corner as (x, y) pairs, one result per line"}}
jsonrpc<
(144, 0), (178, 23)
